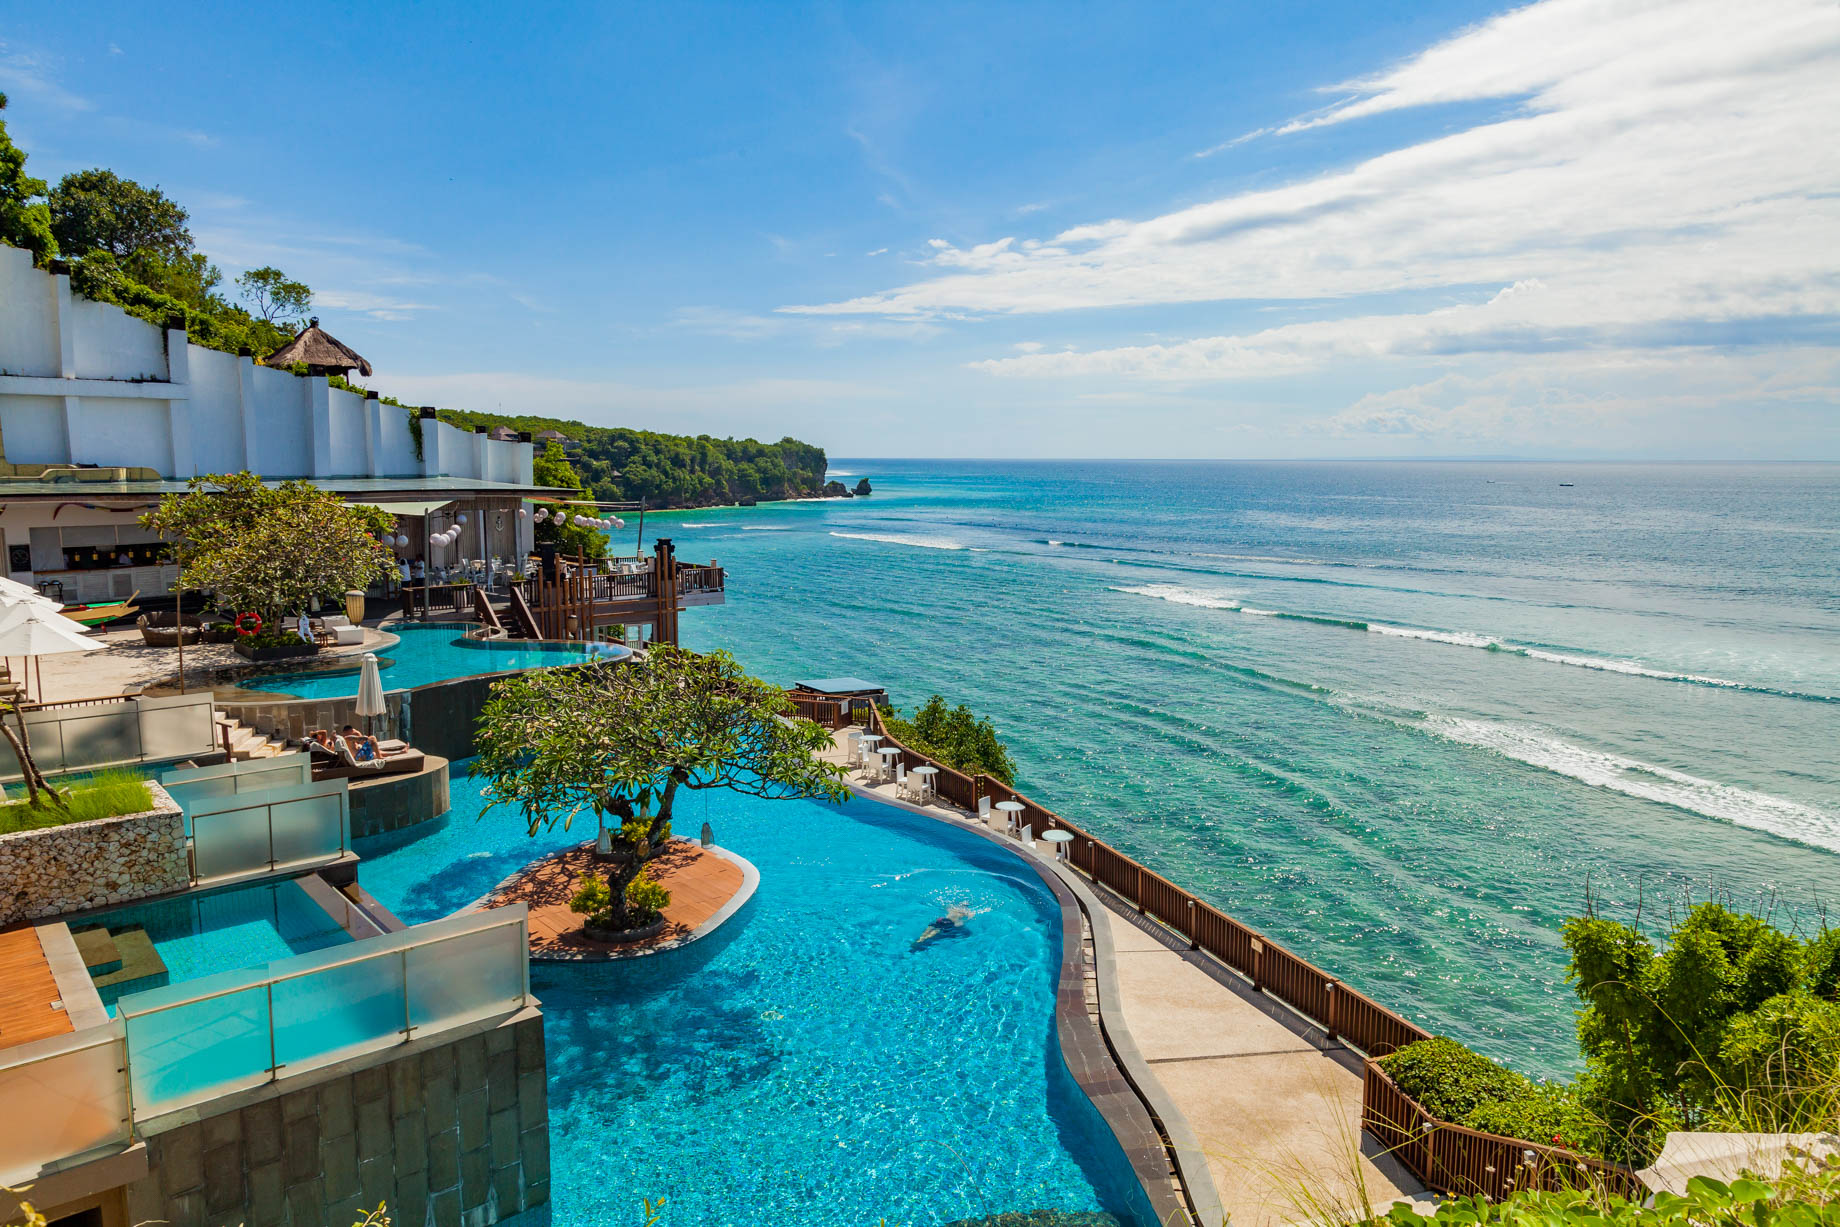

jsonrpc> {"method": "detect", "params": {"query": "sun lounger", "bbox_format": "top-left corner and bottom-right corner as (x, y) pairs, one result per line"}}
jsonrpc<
(316, 615), (366, 646)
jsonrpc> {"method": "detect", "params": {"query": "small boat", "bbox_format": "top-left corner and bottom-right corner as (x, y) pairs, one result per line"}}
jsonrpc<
(1558, 482), (1574, 487)
(60, 590), (140, 627)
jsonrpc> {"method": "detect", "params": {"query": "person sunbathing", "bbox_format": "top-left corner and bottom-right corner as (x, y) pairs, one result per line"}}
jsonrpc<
(339, 726), (383, 762)
(306, 729), (340, 755)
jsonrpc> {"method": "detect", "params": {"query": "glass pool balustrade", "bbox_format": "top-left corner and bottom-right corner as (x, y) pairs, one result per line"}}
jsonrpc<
(0, 1025), (133, 1188)
(118, 906), (530, 1118)
(162, 773), (352, 883)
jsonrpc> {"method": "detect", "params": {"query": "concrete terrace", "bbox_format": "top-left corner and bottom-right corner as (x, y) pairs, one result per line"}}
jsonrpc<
(821, 728), (1426, 1227)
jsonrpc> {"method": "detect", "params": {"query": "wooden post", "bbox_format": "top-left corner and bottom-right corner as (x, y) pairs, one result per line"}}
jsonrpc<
(1325, 979), (1339, 1042)
(1251, 939), (1264, 992)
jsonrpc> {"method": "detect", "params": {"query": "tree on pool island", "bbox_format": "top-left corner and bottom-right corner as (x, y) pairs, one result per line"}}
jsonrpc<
(142, 473), (396, 635)
(473, 645), (850, 931)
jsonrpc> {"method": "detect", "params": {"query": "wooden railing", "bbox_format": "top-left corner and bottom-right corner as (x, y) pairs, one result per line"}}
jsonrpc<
(473, 586), (505, 635)
(850, 703), (1640, 1201)
(1363, 1062), (1642, 1200)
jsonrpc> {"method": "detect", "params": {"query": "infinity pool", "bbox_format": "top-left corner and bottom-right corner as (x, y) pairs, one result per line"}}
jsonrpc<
(238, 622), (614, 699)
(354, 762), (1153, 1227)
(73, 878), (353, 1014)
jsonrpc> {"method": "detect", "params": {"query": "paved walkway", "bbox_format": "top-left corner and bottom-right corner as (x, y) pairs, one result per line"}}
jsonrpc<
(33, 623), (393, 702)
(474, 837), (748, 959)
(823, 727), (1425, 1227)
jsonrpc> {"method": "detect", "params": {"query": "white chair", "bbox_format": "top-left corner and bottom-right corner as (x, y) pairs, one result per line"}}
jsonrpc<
(978, 796), (992, 824)
(894, 762), (910, 798)
(1020, 824), (1036, 849)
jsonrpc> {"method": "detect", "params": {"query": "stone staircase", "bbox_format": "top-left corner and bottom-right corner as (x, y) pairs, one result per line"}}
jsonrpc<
(213, 709), (287, 760)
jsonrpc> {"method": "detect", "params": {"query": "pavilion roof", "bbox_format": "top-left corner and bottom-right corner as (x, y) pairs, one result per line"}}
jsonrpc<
(263, 318), (373, 376)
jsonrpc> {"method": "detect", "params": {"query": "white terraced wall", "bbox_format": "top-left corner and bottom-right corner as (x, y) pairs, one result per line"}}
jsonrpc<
(0, 245), (531, 486)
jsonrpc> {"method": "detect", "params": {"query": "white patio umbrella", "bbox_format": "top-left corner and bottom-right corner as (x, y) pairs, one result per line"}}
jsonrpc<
(0, 600), (105, 702)
(0, 576), (60, 610)
(355, 652), (387, 737)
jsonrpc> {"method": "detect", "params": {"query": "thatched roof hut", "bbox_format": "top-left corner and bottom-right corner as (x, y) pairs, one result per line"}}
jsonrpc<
(263, 318), (373, 377)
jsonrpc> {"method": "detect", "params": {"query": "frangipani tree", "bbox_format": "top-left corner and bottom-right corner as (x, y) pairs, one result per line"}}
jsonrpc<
(473, 645), (849, 928)
(142, 473), (395, 627)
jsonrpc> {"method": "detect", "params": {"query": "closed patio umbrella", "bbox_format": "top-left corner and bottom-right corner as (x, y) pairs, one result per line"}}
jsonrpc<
(0, 600), (105, 701)
(355, 652), (387, 736)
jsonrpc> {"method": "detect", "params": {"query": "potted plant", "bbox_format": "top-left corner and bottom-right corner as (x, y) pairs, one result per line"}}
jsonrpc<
(570, 868), (672, 943)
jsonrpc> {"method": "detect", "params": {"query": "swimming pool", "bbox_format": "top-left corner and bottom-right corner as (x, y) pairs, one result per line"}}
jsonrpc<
(237, 622), (616, 699)
(354, 763), (1155, 1226)
(71, 877), (354, 1014)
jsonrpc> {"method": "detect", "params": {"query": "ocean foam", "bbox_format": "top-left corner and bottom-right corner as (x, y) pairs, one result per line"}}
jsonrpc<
(830, 531), (967, 551)
(1110, 583), (1819, 698)
(1421, 718), (1840, 854)
(1111, 583), (1243, 609)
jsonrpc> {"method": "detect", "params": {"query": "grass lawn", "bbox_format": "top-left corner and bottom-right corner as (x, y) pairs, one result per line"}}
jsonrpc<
(0, 769), (156, 834)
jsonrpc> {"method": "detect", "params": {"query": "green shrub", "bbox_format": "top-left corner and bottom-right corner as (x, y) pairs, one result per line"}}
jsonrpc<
(625, 869), (671, 922)
(883, 695), (1017, 784)
(1464, 1083), (1603, 1153)
(568, 875), (612, 920)
(1379, 1163), (1840, 1227)
(1379, 1037), (1533, 1121)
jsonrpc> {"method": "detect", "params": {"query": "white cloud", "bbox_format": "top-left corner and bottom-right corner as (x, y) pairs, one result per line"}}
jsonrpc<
(784, 0), (1840, 400)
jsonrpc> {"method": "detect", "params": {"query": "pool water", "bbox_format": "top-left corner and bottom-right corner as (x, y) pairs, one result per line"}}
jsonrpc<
(354, 763), (1155, 1227)
(238, 622), (611, 699)
(73, 878), (354, 1014)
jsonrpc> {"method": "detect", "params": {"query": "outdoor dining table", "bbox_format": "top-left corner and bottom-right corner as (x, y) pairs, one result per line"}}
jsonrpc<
(995, 799), (1026, 834)
(910, 764), (938, 802)
(875, 746), (902, 783)
(1041, 829), (1075, 860)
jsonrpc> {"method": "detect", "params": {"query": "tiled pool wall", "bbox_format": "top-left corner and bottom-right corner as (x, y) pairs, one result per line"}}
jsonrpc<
(126, 1009), (549, 1227)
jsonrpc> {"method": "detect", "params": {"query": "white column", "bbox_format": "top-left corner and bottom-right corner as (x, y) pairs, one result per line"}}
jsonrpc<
(51, 268), (76, 377)
(165, 330), (193, 476)
(237, 353), (259, 471)
(305, 378), (333, 476)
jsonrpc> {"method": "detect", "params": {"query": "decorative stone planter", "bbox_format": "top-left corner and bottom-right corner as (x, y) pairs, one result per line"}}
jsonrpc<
(583, 916), (667, 944)
(234, 639), (320, 662)
(0, 781), (188, 924)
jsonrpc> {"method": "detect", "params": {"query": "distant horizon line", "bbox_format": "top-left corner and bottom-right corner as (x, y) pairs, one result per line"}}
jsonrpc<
(819, 456), (1839, 465)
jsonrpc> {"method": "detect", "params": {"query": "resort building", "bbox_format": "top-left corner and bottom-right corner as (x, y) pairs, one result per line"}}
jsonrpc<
(0, 246), (546, 606)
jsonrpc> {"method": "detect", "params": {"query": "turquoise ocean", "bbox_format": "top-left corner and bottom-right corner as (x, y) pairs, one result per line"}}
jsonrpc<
(666, 461), (1840, 1076)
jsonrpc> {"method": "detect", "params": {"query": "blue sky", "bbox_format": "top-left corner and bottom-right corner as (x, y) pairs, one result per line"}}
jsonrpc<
(3, 1), (1836, 460)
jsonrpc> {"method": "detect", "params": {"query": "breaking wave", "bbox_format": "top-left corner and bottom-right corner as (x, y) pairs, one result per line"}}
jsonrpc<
(1111, 584), (1834, 702)
(830, 531), (968, 551)
(1419, 718), (1840, 853)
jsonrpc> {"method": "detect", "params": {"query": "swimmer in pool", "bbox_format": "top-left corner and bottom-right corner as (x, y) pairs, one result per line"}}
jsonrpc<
(912, 904), (974, 950)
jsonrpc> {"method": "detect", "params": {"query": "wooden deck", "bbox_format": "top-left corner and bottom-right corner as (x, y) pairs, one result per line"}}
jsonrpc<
(474, 837), (749, 959)
(0, 927), (74, 1050)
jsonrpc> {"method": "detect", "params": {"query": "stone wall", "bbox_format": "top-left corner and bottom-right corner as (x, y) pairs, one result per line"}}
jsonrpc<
(128, 1010), (549, 1227)
(349, 757), (453, 839)
(0, 781), (188, 923)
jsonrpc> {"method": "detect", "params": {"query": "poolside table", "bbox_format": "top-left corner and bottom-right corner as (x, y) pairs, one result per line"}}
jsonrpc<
(857, 733), (883, 770)
(911, 765), (938, 803)
(876, 747), (902, 783)
(995, 800), (1026, 835)
(1041, 829), (1075, 861)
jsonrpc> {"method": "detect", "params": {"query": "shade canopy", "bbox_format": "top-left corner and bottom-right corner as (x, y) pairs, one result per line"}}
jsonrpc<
(358, 499), (457, 519)
(1636, 1132), (1839, 1196)
(263, 318), (372, 377)
(0, 601), (105, 657)
(355, 653), (387, 718)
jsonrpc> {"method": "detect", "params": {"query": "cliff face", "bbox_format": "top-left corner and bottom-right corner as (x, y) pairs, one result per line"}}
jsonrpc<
(434, 409), (829, 509)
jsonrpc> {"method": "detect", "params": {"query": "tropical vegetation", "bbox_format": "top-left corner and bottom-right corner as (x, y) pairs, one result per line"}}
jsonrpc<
(1376, 1164), (1840, 1227)
(1382, 902), (1840, 1164)
(882, 695), (1018, 785)
(142, 473), (397, 628)
(473, 646), (848, 930)
(429, 407), (829, 507)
